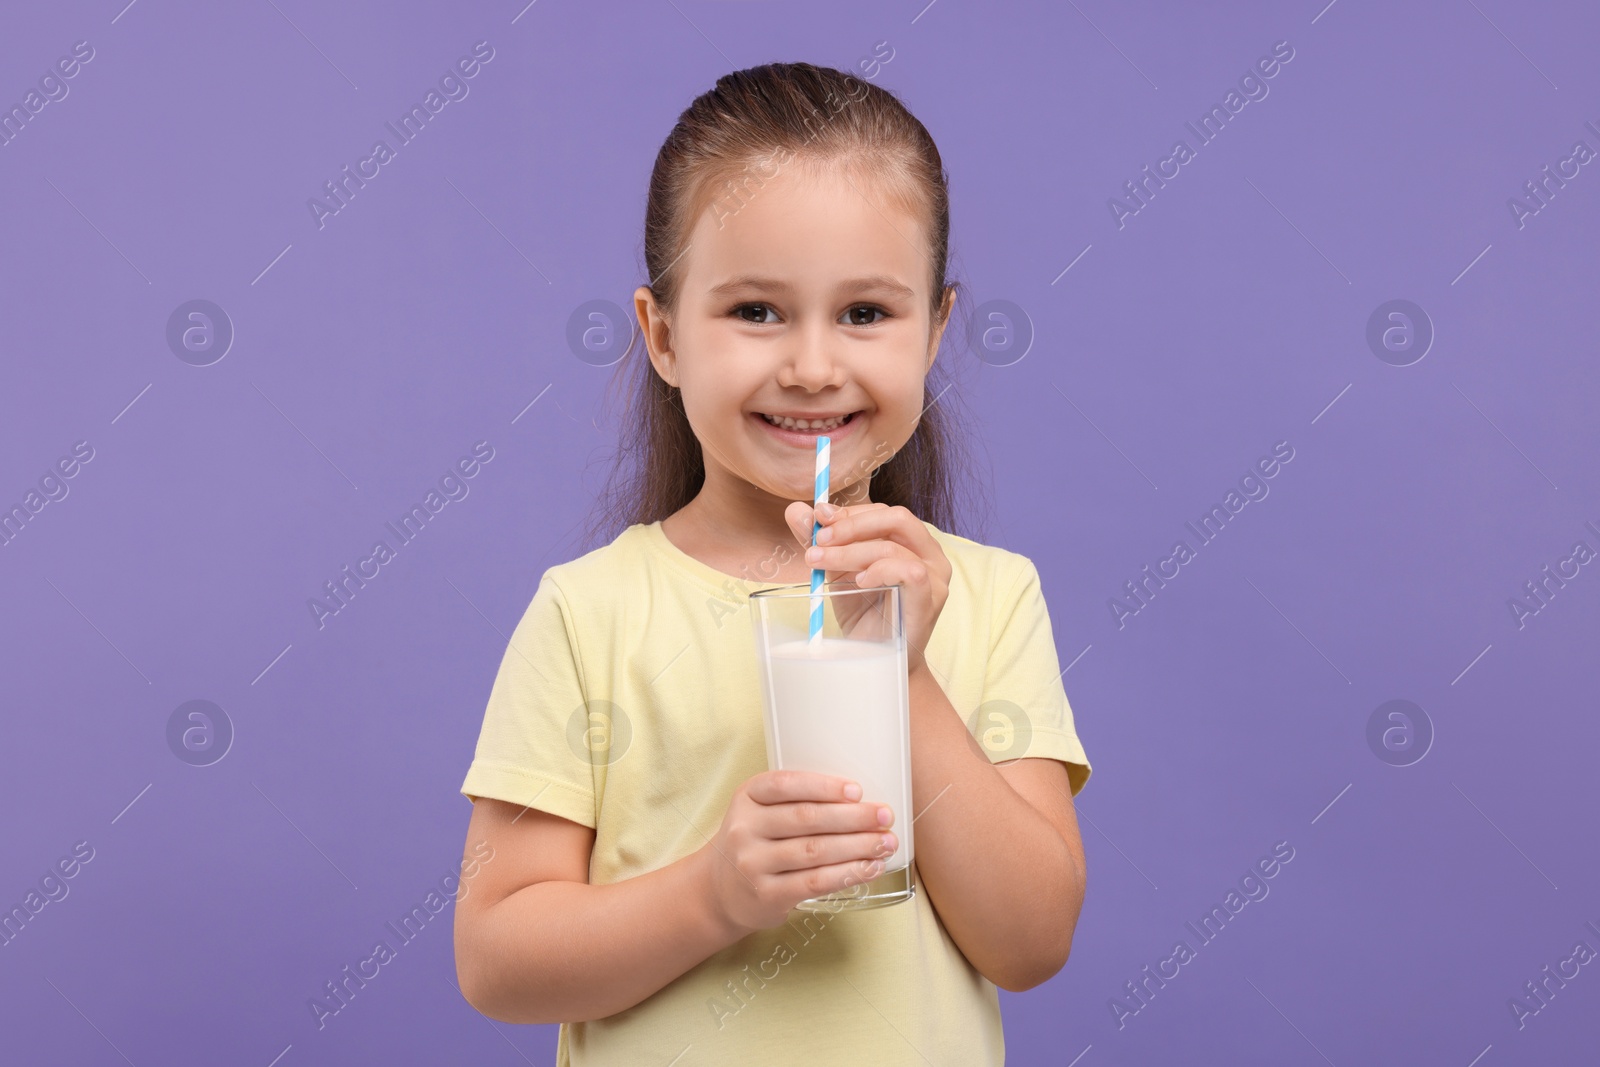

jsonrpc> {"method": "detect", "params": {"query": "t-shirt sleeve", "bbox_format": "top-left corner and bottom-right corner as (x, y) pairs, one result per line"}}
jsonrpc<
(971, 555), (1092, 797)
(459, 572), (598, 828)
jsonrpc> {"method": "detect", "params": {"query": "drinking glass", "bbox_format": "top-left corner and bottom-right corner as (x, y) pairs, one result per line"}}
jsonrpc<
(748, 581), (915, 912)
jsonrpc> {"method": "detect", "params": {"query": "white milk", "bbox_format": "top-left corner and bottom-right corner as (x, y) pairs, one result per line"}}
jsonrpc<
(764, 637), (913, 872)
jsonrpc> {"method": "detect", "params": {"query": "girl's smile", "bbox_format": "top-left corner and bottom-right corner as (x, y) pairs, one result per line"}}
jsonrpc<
(751, 408), (865, 447)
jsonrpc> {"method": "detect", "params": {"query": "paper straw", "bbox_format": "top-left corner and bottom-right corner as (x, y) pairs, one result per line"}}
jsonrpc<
(809, 434), (830, 646)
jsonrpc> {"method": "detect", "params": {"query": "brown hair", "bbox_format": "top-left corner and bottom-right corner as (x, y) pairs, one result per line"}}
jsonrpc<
(582, 61), (990, 551)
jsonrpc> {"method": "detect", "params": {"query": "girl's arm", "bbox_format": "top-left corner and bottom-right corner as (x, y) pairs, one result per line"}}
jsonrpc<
(454, 772), (890, 1023)
(905, 665), (1088, 991)
(453, 797), (742, 1024)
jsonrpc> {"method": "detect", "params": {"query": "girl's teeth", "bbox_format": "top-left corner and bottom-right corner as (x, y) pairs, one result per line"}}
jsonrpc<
(763, 413), (848, 430)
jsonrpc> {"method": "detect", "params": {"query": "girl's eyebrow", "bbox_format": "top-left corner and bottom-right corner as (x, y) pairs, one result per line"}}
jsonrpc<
(707, 274), (916, 299)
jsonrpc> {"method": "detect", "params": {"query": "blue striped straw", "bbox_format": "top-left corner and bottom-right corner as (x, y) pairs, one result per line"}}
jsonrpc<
(809, 434), (830, 646)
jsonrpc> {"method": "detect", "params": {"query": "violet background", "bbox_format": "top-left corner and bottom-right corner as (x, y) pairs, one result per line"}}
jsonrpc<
(2, 1), (1597, 1064)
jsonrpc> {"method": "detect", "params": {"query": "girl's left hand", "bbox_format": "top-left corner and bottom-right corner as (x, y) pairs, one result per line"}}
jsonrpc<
(784, 501), (951, 676)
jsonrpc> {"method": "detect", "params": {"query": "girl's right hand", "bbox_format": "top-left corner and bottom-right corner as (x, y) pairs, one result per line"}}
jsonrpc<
(703, 770), (898, 936)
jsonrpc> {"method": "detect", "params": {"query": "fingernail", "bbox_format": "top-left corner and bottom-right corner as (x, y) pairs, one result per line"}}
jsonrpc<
(877, 806), (892, 826)
(880, 833), (897, 852)
(817, 502), (837, 519)
(843, 782), (862, 800)
(815, 526), (833, 544)
(806, 547), (823, 564)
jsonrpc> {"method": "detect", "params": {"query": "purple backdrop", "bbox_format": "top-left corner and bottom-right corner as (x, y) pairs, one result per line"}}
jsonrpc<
(3, 1), (1597, 1063)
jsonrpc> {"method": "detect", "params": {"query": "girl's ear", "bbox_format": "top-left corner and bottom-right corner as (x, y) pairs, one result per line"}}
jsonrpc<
(634, 285), (678, 386)
(926, 284), (957, 370)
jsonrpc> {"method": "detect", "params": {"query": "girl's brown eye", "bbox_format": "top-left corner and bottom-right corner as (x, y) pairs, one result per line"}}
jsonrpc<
(735, 304), (774, 324)
(845, 306), (886, 326)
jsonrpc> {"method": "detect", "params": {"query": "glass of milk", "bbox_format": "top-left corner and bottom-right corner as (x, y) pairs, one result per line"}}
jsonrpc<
(748, 581), (915, 912)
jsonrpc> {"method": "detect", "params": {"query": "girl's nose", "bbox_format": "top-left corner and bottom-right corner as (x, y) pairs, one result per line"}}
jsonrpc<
(777, 320), (846, 389)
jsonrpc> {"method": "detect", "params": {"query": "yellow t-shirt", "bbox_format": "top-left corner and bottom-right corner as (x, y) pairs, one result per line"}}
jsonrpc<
(460, 519), (1091, 1066)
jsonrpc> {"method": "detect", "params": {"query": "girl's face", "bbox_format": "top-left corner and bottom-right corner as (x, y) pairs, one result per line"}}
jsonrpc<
(636, 158), (954, 510)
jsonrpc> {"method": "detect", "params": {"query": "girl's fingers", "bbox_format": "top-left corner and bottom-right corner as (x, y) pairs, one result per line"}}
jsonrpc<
(816, 501), (890, 528)
(779, 856), (889, 899)
(852, 556), (931, 599)
(784, 500), (818, 554)
(816, 561), (917, 638)
(829, 596), (873, 636)
(815, 503), (938, 561)
(749, 769), (862, 806)
(764, 830), (898, 875)
(759, 799), (886, 840)
(788, 500), (890, 552)
(805, 538), (918, 575)
(805, 501), (888, 545)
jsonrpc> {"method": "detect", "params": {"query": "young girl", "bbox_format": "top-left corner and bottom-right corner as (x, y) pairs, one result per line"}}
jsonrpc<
(455, 62), (1091, 1065)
